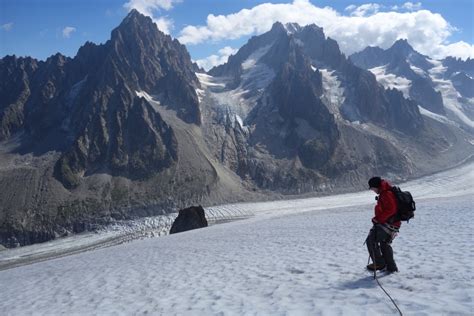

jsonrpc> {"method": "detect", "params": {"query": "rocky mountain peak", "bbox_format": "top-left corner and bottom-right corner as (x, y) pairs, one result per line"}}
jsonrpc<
(283, 22), (302, 34)
(117, 9), (157, 33)
(110, 9), (166, 53)
(269, 22), (288, 35)
(389, 38), (414, 55)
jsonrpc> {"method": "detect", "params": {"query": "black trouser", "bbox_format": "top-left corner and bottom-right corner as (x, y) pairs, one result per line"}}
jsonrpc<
(366, 224), (397, 271)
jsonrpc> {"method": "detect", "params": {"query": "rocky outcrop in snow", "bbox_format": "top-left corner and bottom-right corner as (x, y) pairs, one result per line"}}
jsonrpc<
(170, 206), (208, 234)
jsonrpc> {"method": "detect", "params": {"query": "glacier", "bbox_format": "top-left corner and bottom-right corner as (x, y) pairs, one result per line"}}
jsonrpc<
(0, 161), (473, 315)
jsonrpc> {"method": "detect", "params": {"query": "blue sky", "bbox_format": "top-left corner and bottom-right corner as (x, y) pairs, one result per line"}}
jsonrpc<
(1, 0), (473, 69)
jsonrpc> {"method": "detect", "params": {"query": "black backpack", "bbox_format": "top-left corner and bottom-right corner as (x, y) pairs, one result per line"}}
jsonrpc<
(391, 186), (416, 222)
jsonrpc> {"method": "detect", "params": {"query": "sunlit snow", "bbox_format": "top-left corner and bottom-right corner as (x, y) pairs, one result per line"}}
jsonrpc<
(428, 59), (474, 128)
(369, 65), (411, 98)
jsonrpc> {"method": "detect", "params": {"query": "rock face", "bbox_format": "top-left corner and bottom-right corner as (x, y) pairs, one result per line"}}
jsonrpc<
(0, 10), (223, 248)
(204, 22), (441, 193)
(169, 206), (208, 234)
(0, 16), (472, 248)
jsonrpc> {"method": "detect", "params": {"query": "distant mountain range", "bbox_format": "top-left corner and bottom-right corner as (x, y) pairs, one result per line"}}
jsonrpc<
(1, 10), (472, 247)
(350, 39), (474, 127)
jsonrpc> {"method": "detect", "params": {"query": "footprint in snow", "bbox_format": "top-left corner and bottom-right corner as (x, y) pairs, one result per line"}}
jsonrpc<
(288, 268), (305, 274)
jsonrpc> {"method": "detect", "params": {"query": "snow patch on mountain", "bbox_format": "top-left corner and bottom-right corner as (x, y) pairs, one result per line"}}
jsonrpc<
(320, 68), (345, 120)
(194, 47), (275, 129)
(418, 106), (457, 126)
(196, 72), (226, 88)
(66, 76), (87, 108)
(369, 65), (411, 98)
(409, 64), (428, 78)
(428, 60), (474, 128)
(241, 45), (275, 91)
(283, 22), (301, 34)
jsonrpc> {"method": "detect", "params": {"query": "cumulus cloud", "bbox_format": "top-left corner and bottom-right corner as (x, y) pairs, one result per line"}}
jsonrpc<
(153, 16), (173, 34)
(1, 22), (13, 31)
(435, 41), (474, 61)
(195, 46), (238, 71)
(62, 26), (76, 38)
(123, 0), (181, 34)
(177, 0), (473, 60)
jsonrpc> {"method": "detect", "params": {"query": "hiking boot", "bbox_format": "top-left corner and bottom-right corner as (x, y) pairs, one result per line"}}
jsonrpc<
(367, 263), (386, 271)
(386, 267), (399, 273)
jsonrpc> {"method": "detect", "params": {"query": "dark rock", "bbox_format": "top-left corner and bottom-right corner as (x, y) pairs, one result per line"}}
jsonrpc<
(409, 77), (445, 114)
(442, 57), (474, 77)
(170, 206), (208, 234)
(451, 72), (474, 98)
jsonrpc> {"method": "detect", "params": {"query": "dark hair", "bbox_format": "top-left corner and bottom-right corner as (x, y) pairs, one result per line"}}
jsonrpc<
(368, 177), (382, 188)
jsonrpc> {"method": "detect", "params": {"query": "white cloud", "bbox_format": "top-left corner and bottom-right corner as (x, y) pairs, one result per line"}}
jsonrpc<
(345, 5), (357, 12)
(435, 41), (474, 61)
(123, 0), (181, 34)
(154, 16), (173, 34)
(195, 46), (238, 71)
(346, 3), (380, 17)
(1, 22), (13, 31)
(124, 0), (180, 13)
(402, 2), (422, 11)
(178, 0), (473, 60)
(62, 26), (76, 38)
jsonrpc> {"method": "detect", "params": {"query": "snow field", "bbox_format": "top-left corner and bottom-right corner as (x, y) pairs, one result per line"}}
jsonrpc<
(1, 162), (473, 315)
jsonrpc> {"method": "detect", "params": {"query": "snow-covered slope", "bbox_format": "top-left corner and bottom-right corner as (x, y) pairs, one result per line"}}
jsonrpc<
(428, 59), (474, 128)
(0, 162), (473, 315)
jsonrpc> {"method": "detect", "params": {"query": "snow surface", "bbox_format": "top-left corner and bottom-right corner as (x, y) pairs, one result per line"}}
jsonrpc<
(1, 163), (473, 315)
(369, 65), (411, 98)
(418, 106), (458, 126)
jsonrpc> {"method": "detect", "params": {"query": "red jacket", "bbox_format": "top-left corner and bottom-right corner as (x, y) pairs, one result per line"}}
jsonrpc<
(373, 180), (401, 227)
